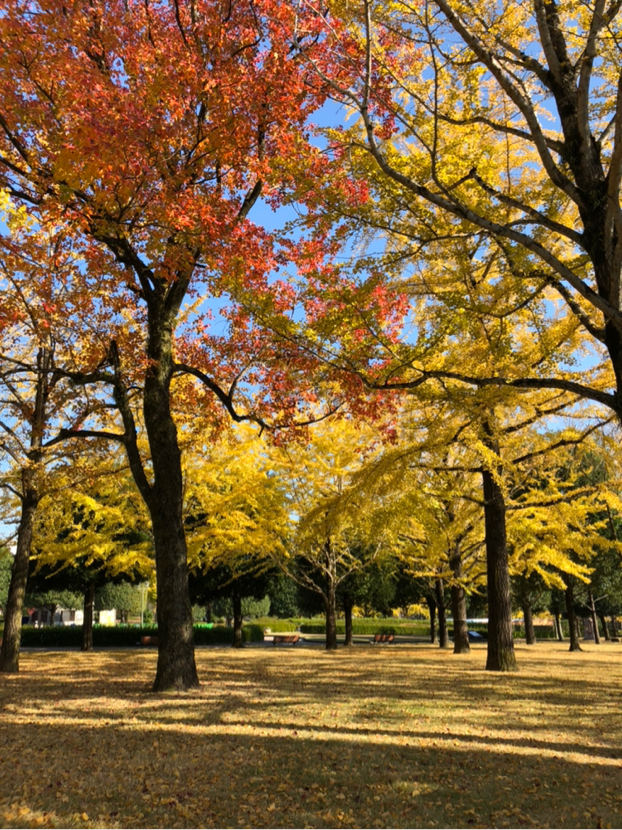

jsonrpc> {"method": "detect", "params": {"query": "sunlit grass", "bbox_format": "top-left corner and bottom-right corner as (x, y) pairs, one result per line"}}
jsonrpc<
(0, 643), (621, 828)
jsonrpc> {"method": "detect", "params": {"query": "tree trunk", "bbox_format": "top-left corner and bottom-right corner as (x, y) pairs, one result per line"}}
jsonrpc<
(449, 546), (470, 654)
(0, 347), (50, 674)
(481, 444), (517, 671)
(426, 595), (437, 644)
(553, 611), (564, 641)
(206, 602), (213, 624)
(587, 588), (600, 645)
(565, 580), (582, 652)
(141, 315), (199, 692)
(435, 578), (449, 648)
(0, 493), (38, 673)
(523, 602), (536, 645)
(324, 582), (338, 650)
(343, 598), (354, 647)
(82, 582), (95, 652)
(611, 615), (618, 639)
(599, 612), (610, 641)
(232, 590), (244, 648)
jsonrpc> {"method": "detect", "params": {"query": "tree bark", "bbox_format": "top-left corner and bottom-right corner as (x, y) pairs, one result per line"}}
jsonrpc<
(553, 611), (564, 641)
(565, 580), (582, 652)
(140, 309), (198, 692)
(0, 347), (51, 674)
(449, 545), (470, 654)
(598, 612), (610, 641)
(343, 598), (354, 647)
(481, 435), (517, 672)
(0, 493), (38, 672)
(611, 615), (618, 639)
(435, 578), (449, 648)
(232, 590), (244, 648)
(82, 581), (95, 652)
(523, 602), (536, 645)
(587, 588), (600, 644)
(324, 582), (338, 650)
(426, 595), (437, 644)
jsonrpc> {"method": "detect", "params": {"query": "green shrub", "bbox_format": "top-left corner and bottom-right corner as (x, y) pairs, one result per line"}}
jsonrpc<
(255, 618), (302, 633)
(299, 619), (429, 635)
(19, 623), (264, 648)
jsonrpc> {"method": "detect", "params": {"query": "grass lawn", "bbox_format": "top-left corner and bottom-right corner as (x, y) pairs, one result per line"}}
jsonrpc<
(0, 643), (620, 829)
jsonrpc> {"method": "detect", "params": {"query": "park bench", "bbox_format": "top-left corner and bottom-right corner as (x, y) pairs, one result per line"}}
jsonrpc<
(272, 634), (300, 645)
(373, 633), (395, 644)
(140, 636), (158, 646)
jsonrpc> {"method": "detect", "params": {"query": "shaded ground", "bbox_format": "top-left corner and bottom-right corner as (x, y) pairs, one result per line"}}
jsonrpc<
(0, 643), (621, 828)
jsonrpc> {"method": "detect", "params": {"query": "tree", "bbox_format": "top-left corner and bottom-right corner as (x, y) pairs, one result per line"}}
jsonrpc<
(0, 0), (332, 689)
(190, 564), (271, 648)
(273, 418), (395, 650)
(30, 474), (153, 649)
(0, 209), (102, 671)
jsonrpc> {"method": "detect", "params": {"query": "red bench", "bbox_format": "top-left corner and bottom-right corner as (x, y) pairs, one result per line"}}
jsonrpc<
(373, 633), (394, 643)
(272, 634), (300, 644)
(141, 636), (158, 646)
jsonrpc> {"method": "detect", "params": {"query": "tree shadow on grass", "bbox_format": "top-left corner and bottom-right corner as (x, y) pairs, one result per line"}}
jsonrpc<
(0, 648), (620, 828)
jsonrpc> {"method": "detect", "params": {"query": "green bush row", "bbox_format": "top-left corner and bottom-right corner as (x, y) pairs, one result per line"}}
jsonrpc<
(19, 623), (263, 648)
(299, 620), (429, 635)
(254, 617), (306, 633)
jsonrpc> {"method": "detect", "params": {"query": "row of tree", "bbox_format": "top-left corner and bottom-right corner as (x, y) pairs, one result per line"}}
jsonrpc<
(1, 0), (622, 688)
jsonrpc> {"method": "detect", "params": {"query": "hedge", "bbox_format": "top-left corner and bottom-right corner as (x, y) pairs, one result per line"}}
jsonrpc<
(19, 623), (264, 648)
(299, 619), (429, 635)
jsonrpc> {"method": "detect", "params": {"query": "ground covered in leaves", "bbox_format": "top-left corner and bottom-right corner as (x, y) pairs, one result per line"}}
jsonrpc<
(0, 643), (621, 829)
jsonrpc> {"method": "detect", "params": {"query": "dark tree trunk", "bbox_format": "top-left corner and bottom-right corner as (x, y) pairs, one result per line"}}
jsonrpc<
(435, 578), (449, 648)
(0, 347), (50, 674)
(232, 590), (244, 648)
(554, 611), (564, 640)
(324, 582), (338, 650)
(343, 598), (354, 647)
(426, 595), (437, 643)
(565, 580), (582, 652)
(206, 602), (213, 624)
(82, 582), (95, 651)
(599, 612), (610, 641)
(481, 437), (517, 672)
(523, 602), (536, 645)
(611, 615), (618, 639)
(449, 546), (470, 654)
(587, 588), (600, 645)
(0, 493), (38, 673)
(139, 312), (199, 692)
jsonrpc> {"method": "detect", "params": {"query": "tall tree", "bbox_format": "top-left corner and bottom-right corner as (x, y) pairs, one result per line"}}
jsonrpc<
(0, 0), (331, 689)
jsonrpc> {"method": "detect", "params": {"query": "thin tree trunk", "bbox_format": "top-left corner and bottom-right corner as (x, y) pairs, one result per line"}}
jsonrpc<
(587, 588), (600, 644)
(565, 580), (582, 652)
(611, 615), (618, 639)
(324, 582), (338, 650)
(449, 546), (470, 654)
(344, 598), (354, 647)
(435, 578), (449, 648)
(523, 602), (536, 645)
(554, 611), (564, 640)
(426, 595), (437, 644)
(0, 347), (50, 674)
(232, 590), (244, 648)
(481, 430), (517, 672)
(0, 494), (38, 672)
(599, 612), (610, 641)
(82, 581), (94, 651)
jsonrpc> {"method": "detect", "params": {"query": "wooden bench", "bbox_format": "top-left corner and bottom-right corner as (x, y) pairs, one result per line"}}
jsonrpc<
(272, 634), (300, 644)
(373, 633), (394, 644)
(140, 636), (158, 646)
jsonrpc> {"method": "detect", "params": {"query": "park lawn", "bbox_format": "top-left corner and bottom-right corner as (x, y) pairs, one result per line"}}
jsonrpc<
(0, 644), (620, 829)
